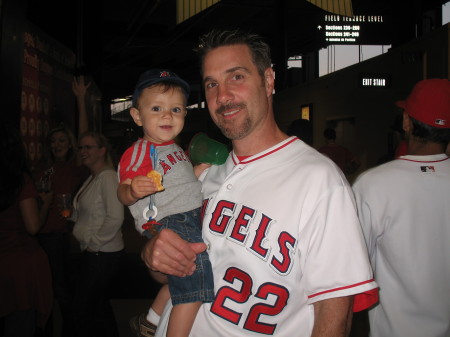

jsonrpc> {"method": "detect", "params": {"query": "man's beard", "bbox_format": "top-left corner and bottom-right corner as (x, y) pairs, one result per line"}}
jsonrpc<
(219, 117), (252, 140)
(215, 103), (252, 140)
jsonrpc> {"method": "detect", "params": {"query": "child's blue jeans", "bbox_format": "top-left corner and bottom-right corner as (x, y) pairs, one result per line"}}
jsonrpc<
(144, 207), (214, 305)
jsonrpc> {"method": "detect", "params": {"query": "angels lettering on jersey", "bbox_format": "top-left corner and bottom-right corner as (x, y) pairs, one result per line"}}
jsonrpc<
(201, 198), (298, 276)
(159, 150), (190, 174)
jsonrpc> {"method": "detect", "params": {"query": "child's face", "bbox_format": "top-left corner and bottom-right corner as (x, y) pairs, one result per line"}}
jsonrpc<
(130, 85), (187, 144)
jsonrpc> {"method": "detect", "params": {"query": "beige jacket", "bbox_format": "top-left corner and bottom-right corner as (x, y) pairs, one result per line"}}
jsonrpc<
(73, 167), (124, 252)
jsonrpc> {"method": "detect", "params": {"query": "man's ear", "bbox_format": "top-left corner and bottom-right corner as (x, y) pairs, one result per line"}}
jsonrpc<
(264, 68), (275, 97)
(130, 107), (143, 126)
(402, 111), (412, 134)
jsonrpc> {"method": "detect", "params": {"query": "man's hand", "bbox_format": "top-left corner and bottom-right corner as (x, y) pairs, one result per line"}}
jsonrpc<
(141, 228), (207, 277)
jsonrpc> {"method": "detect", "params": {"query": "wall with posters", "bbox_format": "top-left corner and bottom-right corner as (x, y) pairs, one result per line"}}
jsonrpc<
(20, 22), (76, 168)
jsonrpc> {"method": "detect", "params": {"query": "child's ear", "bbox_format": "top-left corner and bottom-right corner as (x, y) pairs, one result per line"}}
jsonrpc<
(130, 107), (143, 126)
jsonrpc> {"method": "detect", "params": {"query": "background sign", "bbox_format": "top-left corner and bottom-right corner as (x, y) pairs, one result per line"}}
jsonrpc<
(21, 22), (75, 167)
(317, 14), (392, 45)
(358, 73), (392, 88)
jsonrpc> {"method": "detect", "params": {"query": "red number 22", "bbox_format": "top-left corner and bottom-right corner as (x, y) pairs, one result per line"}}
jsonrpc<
(210, 267), (289, 335)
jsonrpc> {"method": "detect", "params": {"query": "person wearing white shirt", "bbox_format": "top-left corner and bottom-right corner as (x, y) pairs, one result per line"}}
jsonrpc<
(71, 131), (124, 337)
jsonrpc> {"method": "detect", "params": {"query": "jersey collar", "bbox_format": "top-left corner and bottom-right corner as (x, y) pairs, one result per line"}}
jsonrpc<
(231, 136), (299, 165)
(398, 153), (449, 163)
(139, 138), (175, 147)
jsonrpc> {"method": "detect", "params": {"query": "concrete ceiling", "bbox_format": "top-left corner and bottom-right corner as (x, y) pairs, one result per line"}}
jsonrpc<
(27, 0), (448, 105)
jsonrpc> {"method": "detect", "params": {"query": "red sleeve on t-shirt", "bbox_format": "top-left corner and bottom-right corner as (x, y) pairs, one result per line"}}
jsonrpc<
(353, 287), (379, 312)
(118, 141), (153, 183)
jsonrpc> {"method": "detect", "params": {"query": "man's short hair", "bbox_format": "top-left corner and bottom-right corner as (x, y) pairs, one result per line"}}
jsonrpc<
(410, 117), (450, 146)
(195, 29), (272, 78)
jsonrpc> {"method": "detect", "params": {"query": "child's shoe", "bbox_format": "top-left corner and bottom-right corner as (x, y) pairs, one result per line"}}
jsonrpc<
(129, 313), (157, 337)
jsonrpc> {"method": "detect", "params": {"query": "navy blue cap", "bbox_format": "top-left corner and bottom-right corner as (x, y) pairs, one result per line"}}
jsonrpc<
(132, 69), (190, 107)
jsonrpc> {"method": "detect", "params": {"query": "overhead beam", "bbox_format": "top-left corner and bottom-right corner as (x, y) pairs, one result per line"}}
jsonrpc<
(306, 0), (353, 17)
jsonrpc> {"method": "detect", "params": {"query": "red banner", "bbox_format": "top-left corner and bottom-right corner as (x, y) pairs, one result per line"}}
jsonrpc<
(20, 23), (75, 167)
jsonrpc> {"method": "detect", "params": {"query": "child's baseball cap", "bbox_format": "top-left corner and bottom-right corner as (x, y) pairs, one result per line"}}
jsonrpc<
(132, 69), (190, 107)
(396, 78), (450, 128)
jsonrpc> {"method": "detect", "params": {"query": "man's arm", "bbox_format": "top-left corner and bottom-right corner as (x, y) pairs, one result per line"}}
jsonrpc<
(141, 228), (207, 277)
(312, 296), (353, 337)
(149, 269), (168, 285)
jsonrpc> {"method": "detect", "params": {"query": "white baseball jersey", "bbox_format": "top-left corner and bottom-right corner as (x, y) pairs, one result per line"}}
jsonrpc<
(353, 153), (450, 337)
(156, 137), (377, 337)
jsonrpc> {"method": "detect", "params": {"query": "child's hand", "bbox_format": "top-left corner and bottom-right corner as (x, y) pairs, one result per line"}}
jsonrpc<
(194, 163), (211, 178)
(130, 175), (161, 200)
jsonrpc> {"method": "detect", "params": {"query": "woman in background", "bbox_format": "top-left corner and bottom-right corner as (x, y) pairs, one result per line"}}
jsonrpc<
(33, 125), (89, 337)
(71, 131), (124, 337)
(0, 122), (53, 337)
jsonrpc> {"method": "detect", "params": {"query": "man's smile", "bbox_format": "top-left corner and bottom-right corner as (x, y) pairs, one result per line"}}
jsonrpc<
(217, 103), (246, 118)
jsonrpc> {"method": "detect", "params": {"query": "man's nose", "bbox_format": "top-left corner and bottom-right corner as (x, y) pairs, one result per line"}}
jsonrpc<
(216, 84), (233, 105)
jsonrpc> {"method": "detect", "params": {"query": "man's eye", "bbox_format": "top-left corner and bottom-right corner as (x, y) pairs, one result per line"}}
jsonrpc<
(205, 82), (217, 89)
(233, 74), (244, 80)
(151, 106), (162, 112)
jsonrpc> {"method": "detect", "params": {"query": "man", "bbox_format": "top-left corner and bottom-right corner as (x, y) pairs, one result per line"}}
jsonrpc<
(318, 128), (360, 175)
(353, 79), (450, 337)
(143, 29), (378, 337)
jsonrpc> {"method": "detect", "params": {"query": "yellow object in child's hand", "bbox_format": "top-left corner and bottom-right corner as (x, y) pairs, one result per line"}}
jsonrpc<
(147, 170), (164, 191)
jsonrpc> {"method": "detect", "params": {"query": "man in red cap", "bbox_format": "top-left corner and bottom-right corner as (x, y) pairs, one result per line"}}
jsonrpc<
(352, 78), (450, 337)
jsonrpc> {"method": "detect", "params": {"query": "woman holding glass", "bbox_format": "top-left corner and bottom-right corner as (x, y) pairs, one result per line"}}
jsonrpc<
(32, 125), (89, 336)
(33, 76), (91, 337)
(71, 131), (124, 337)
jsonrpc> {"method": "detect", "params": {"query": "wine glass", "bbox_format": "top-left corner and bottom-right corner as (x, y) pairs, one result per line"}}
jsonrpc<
(57, 193), (72, 218)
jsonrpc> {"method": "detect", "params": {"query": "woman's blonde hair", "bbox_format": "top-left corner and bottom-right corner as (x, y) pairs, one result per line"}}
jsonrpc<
(45, 125), (78, 164)
(79, 131), (114, 168)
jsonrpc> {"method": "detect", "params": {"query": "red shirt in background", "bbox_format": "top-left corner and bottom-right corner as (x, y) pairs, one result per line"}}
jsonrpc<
(33, 159), (89, 233)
